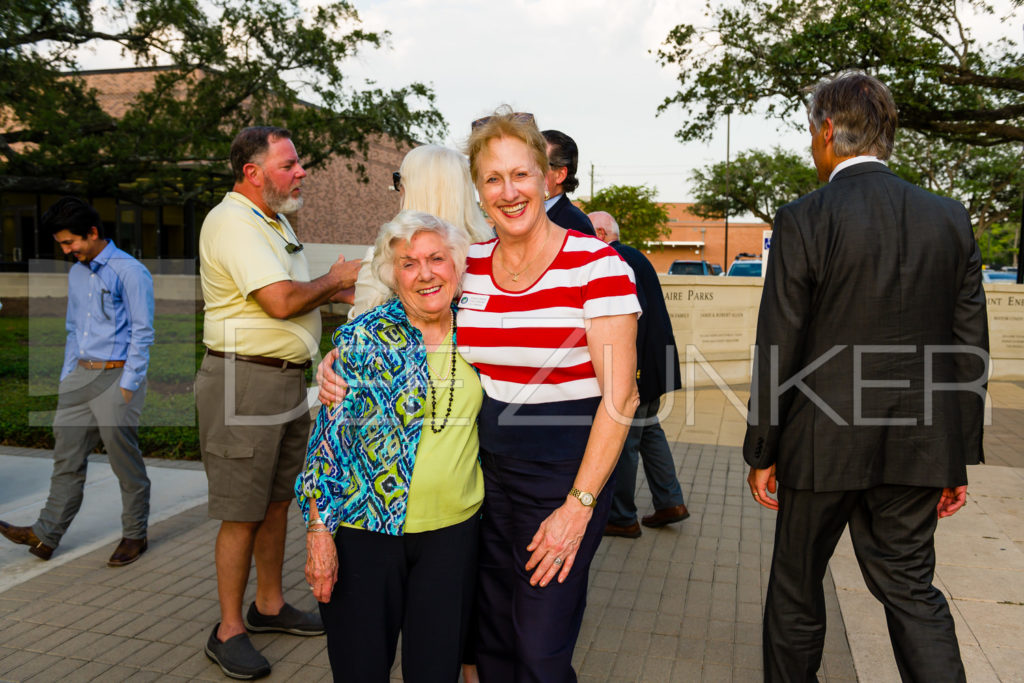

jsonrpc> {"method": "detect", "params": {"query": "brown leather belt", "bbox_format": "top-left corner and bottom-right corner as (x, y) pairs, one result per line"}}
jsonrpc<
(206, 349), (311, 370)
(78, 359), (126, 370)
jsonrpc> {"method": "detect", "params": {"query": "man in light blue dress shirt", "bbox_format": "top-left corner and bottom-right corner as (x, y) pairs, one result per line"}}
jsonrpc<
(0, 197), (155, 566)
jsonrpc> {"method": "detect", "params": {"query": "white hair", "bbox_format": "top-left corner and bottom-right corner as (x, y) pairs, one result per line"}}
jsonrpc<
(371, 210), (470, 294)
(399, 144), (493, 242)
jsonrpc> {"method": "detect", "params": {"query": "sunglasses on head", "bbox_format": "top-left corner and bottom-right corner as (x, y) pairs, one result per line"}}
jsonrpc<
(471, 112), (536, 130)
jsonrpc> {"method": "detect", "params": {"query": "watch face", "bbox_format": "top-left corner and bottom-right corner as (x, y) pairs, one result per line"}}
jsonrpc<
(580, 492), (595, 506)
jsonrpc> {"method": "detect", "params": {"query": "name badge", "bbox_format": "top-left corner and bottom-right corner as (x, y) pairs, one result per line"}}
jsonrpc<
(459, 293), (489, 310)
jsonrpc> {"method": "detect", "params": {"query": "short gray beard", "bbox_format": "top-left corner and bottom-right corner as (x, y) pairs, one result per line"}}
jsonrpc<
(262, 181), (304, 215)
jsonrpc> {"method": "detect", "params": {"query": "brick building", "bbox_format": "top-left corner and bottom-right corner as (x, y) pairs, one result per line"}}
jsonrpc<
(0, 67), (408, 272)
(588, 201), (770, 274)
(643, 202), (770, 274)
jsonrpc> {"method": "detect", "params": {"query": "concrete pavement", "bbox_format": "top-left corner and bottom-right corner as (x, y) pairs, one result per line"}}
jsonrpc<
(0, 449), (208, 595)
(0, 382), (1022, 681)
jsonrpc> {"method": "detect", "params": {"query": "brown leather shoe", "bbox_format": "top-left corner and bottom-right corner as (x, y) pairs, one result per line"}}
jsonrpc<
(107, 537), (147, 567)
(641, 504), (690, 528)
(0, 520), (54, 560)
(603, 521), (642, 538)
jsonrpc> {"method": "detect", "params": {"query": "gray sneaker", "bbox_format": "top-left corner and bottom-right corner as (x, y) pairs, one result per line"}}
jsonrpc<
(243, 602), (325, 636)
(204, 624), (271, 680)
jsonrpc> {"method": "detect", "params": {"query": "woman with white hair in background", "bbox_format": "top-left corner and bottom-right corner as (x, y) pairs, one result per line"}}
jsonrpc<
(347, 144), (493, 319)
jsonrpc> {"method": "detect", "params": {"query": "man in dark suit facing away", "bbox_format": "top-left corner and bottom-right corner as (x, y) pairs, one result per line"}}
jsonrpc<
(541, 129), (596, 236)
(745, 71), (988, 682)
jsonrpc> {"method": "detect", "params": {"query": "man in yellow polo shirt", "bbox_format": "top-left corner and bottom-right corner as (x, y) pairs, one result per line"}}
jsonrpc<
(196, 125), (359, 679)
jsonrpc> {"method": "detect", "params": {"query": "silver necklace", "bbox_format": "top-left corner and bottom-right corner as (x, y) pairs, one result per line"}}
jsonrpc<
(498, 227), (552, 282)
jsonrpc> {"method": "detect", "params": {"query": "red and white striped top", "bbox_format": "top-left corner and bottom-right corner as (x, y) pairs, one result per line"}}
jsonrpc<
(456, 230), (640, 406)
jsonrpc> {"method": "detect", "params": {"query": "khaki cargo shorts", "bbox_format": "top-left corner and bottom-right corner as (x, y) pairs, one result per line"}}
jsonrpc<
(195, 353), (311, 522)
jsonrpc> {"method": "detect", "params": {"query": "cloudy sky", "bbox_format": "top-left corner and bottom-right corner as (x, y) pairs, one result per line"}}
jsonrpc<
(330, 0), (1021, 201)
(339, 0), (806, 202)
(78, 0), (1020, 202)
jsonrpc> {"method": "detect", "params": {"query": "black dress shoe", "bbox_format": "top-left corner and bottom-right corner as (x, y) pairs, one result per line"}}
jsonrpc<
(603, 521), (642, 538)
(0, 520), (54, 560)
(641, 504), (690, 528)
(107, 537), (147, 567)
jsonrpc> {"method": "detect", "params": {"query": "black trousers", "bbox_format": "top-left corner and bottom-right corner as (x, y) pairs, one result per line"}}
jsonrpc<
(475, 450), (613, 683)
(319, 515), (479, 683)
(764, 484), (965, 682)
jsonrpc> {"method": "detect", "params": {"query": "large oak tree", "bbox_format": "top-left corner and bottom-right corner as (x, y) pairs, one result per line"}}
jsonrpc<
(0, 0), (445, 204)
(689, 138), (1022, 237)
(689, 147), (819, 228)
(656, 0), (1023, 146)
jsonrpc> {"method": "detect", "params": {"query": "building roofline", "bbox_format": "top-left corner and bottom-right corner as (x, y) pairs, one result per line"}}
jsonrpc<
(67, 65), (183, 76)
(66, 65), (425, 147)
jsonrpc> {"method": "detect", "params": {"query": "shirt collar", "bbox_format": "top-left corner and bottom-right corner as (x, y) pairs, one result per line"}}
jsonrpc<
(378, 297), (459, 333)
(379, 297), (410, 326)
(544, 193), (562, 211)
(81, 239), (117, 272)
(829, 156), (886, 182)
(226, 191), (281, 224)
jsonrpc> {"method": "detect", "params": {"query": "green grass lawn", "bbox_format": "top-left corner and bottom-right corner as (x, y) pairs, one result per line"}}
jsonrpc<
(0, 312), (346, 460)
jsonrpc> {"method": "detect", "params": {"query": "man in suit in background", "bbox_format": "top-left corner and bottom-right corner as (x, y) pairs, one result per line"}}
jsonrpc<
(745, 71), (987, 681)
(590, 211), (689, 539)
(542, 129), (596, 236)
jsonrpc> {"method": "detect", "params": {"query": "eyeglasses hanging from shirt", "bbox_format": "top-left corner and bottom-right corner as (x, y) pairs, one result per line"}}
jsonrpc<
(250, 208), (304, 253)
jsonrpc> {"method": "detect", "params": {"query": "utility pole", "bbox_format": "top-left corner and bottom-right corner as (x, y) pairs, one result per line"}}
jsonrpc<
(1018, 23), (1023, 284)
(724, 113), (731, 270)
(590, 162), (595, 199)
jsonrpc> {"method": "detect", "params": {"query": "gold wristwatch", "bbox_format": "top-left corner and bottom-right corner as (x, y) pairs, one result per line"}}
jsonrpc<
(569, 487), (596, 507)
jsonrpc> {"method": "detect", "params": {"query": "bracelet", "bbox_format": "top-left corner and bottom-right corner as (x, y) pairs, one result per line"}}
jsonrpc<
(307, 525), (330, 533)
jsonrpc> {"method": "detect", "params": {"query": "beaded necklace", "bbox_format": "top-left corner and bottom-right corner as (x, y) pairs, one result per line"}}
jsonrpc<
(425, 313), (457, 433)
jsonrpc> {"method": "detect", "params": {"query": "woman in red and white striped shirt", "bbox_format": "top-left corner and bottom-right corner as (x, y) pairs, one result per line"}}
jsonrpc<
(459, 108), (640, 682)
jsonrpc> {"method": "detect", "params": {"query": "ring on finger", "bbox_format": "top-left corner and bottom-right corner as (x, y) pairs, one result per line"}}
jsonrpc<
(553, 557), (563, 565)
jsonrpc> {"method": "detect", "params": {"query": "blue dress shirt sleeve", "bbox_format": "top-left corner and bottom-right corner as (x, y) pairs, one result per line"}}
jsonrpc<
(117, 263), (155, 391)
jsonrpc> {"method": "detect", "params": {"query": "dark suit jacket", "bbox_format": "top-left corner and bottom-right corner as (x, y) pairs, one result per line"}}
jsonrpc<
(609, 241), (682, 402)
(743, 162), (988, 492)
(547, 194), (596, 236)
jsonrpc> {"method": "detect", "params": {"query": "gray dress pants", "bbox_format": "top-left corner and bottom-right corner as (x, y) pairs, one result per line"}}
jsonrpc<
(33, 366), (150, 547)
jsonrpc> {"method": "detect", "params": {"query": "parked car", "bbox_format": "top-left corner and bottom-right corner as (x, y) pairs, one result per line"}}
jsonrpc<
(668, 260), (714, 275)
(982, 270), (1017, 283)
(726, 259), (763, 277)
(710, 263), (723, 276)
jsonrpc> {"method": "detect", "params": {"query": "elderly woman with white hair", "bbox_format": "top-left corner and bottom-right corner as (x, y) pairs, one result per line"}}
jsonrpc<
(296, 209), (483, 682)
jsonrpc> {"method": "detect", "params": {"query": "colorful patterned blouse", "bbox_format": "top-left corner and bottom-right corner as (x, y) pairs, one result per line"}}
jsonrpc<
(295, 298), (477, 536)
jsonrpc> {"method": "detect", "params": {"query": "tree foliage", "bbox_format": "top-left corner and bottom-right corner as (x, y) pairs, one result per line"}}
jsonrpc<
(656, 0), (1024, 146)
(579, 184), (670, 251)
(0, 0), (445, 204)
(978, 221), (1018, 266)
(889, 130), (1024, 239)
(690, 137), (1022, 236)
(689, 147), (819, 227)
